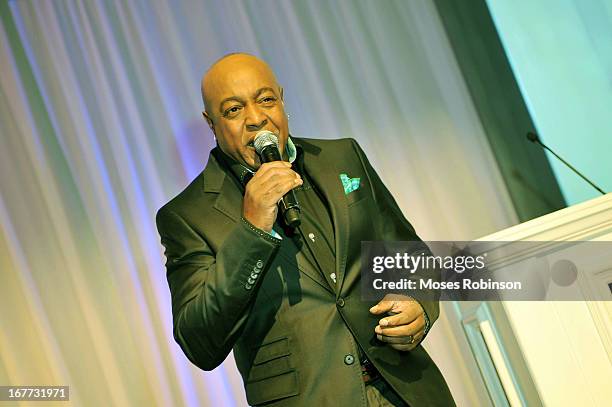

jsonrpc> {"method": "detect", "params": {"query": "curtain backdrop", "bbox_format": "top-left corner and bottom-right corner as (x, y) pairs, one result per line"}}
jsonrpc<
(0, 1), (517, 406)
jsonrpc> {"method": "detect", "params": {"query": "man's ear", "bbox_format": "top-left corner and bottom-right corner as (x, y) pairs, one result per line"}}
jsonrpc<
(202, 111), (215, 132)
(279, 86), (284, 103)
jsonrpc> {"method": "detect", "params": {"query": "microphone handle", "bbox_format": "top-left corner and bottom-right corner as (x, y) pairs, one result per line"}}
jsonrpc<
(260, 144), (282, 162)
(260, 145), (301, 227)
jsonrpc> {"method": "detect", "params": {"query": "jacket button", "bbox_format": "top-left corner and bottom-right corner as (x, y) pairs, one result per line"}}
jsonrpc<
(336, 298), (345, 307)
(256, 260), (264, 268)
(245, 283), (252, 290)
(344, 354), (355, 365)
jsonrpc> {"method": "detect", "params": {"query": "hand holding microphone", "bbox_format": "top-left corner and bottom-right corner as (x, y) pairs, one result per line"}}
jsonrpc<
(242, 131), (302, 232)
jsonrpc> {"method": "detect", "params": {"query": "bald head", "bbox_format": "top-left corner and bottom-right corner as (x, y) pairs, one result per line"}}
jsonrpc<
(201, 53), (282, 118)
(198, 52), (289, 170)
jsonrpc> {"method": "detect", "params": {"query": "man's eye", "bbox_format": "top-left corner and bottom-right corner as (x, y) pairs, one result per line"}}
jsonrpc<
(224, 106), (242, 116)
(260, 96), (276, 103)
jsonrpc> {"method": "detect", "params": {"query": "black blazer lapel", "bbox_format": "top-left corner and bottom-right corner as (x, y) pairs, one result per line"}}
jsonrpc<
(201, 150), (242, 223)
(275, 240), (335, 295)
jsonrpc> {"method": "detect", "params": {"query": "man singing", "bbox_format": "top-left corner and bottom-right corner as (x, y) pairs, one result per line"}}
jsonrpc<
(156, 53), (454, 406)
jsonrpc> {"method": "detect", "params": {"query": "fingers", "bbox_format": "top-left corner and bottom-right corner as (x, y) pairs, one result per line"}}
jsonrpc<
(242, 161), (302, 232)
(251, 163), (301, 189)
(369, 294), (422, 318)
(375, 314), (424, 337)
(376, 332), (423, 345)
(376, 324), (426, 350)
(370, 294), (427, 351)
(388, 331), (425, 351)
(266, 176), (302, 200)
(369, 301), (395, 315)
(255, 161), (292, 177)
(369, 293), (403, 315)
(248, 165), (302, 200)
(377, 303), (421, 327)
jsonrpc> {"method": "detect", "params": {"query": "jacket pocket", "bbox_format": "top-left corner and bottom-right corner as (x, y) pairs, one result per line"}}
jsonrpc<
(246, 337), (299, 405)
(346, 184), (369, 207)
(246, 369), (299, 406)
(252, 336), (291, 365)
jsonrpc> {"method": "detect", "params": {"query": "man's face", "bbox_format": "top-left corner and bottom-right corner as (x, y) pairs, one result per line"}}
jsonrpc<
(203, 56), (289, 170)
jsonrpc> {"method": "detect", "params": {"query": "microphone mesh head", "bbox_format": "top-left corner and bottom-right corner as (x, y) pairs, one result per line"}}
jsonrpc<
(526, 132), (539, 143)
(254, 131), (279, 155)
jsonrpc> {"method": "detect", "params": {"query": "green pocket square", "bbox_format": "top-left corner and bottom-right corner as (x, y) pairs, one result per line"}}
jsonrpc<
(339, 173), (361, 195)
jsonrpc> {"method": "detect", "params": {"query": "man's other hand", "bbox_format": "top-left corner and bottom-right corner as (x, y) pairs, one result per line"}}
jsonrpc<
(243, 161), (302, 232)
(369, 294), (426, 351)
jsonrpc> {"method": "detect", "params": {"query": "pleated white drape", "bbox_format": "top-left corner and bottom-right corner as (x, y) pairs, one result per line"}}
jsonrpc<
(0, 1), (517, 406)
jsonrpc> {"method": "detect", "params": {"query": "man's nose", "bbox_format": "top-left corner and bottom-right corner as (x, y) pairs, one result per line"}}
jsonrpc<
(244, 105), (267, 131)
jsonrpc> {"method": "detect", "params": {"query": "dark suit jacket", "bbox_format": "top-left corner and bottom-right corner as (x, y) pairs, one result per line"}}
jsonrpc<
(156, 137), (455, 406)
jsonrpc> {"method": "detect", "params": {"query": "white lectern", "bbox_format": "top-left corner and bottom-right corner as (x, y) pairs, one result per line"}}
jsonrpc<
(477, 193), (612, 406)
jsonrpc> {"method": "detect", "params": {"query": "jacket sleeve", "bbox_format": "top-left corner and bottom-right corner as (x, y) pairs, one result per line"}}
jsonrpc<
(349, 138), (441, 327)
(156, 207), (281, 370)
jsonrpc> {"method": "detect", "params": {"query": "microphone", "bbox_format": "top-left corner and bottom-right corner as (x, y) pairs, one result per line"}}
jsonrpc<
(254, 131), (301, 228)
(526, 132), (606, 195)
